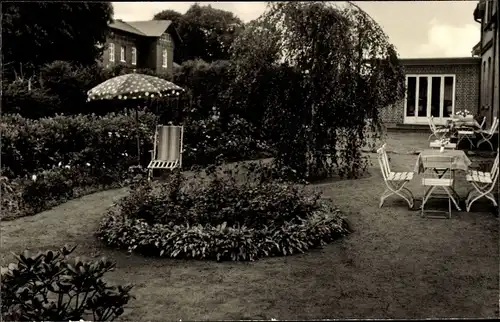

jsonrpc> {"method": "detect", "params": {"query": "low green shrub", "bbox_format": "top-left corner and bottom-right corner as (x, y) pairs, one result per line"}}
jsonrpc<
(0, 166), (127, 221)
(1, 78), (63, 119)
(1, 111), (271, 179)
(97, 163), (350, 261)
(1, 175), (23, 217)
(182, 109), (273, 166)
(1, 110), (272, 221)
(1, 245), (133, 321)
(173, 59), (236, 120)
(1, 111), (157, 178)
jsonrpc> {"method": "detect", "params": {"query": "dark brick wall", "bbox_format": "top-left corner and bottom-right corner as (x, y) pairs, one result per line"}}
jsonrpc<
(139, 38), (157, 71)
(103, 31), (138, 69)
(154, 32), (175, 75)
(380, 62), (481, 125)
(102, 29), (175, 76)
(478, 0), (499, 128)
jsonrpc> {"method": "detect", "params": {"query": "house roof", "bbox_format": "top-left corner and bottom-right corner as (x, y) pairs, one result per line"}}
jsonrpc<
(127, 20), (173, 37)
(109, 20), (146, 36)
(109, 19), (182, 43)
(399, 57), (481, 66)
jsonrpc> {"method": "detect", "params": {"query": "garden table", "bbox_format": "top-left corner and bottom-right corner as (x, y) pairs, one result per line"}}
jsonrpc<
(449, 117), (482, 148)
(450, 116), (481, 129)
(414, 149), (472, 211)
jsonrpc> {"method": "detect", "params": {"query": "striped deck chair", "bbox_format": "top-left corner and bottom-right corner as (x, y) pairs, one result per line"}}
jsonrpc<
(377, 144), (415, 209)
(147, 125), (184, 180)
(465, 149), (499, 212)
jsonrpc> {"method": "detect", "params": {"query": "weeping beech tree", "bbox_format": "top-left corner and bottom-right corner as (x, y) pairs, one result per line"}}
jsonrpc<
(229, 1), (405, 180)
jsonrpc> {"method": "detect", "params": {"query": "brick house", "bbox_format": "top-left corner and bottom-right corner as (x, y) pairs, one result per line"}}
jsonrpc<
(473, 0), (499, 127)
(380, 57), (481, 127)
(102, 19), (182, 75)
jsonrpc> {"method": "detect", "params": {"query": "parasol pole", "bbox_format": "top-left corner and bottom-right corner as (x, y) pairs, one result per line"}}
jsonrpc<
(155, 96), (160, 126)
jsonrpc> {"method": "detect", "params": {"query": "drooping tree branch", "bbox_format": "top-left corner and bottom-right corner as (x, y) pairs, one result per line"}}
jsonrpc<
(229, 1), (405, 180)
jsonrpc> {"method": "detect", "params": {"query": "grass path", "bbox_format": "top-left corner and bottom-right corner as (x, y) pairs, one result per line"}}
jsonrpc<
(1, 133), (498, 320)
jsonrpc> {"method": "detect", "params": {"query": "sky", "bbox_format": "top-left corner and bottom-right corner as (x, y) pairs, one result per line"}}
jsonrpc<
(112, 1), (481, 59)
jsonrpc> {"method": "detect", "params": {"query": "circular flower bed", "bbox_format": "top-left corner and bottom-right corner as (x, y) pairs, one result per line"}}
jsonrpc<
(96, 165), (350, 261)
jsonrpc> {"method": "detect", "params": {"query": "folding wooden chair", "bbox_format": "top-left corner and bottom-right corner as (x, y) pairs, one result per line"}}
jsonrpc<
(428, 116), (449, 141)
(456, 116), (486, 148)
(147, 125), (184, 180)
(377, 144), (415, 209)
(477, 117), (499, 150)
(478, 115), (487, 129)
(421, 155), (455, 219)
(465, 149), (499, 212)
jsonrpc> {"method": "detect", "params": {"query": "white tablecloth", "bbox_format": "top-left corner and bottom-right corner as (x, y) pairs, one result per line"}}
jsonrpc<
(414, 149), (471, 174)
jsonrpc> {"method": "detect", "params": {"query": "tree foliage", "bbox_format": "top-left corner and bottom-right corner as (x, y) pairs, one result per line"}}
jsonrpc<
(2, 2), (113, 79)
(154, 4), (244, 63)
(153, 9), (184, 26)
(229, 1), (405, 180)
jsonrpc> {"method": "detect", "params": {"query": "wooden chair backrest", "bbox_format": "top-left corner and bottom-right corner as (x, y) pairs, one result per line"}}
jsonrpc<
(428, 117), (437, 133)
(479, 116), (486, 129)
(488, 117), (499, 135)
(422, 156), (454, 179)
(377, 144), (391, 180)
(491, 149), (499, 180)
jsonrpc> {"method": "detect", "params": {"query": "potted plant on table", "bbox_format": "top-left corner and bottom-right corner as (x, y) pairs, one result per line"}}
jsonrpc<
(455, 109), (473, 119)
(439, 120), (457, 152)
(438, 137), (452, 153)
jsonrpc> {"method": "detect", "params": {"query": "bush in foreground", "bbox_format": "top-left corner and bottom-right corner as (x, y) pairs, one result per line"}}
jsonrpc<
(97, 163), (350, 261)
(1, 245), (133, 321)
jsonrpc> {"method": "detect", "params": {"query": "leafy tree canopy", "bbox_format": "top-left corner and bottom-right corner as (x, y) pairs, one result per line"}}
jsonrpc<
(229, 1), (405, 180)
(2, 2), (113, 79)
(154, 4), (244, 63)
(153, 9), (184, 26)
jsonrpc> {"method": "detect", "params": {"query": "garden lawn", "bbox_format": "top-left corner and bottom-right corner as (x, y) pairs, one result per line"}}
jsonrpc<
(1, 132), (498, 320)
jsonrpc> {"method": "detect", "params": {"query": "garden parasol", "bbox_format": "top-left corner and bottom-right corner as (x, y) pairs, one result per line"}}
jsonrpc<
(86, 73), (185, 166)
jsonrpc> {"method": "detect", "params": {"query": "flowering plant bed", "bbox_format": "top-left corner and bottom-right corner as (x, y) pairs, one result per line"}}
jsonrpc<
(97, 164), (350, 261)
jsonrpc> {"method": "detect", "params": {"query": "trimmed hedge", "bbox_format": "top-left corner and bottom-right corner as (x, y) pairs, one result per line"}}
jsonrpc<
(1, 111), (272, 178)
(1, 111), (156, 178)
(0, 111), (272, 220)
(96, 164), (350, 261)
(0, 166), (128, 221)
